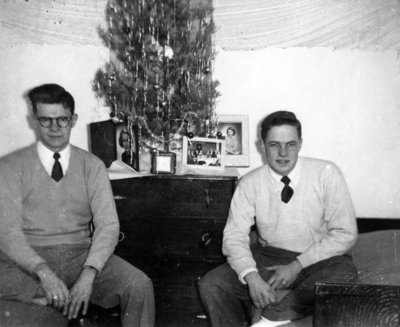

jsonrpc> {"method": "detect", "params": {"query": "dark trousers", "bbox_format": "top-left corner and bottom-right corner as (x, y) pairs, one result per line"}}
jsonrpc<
(0, 245), (155, 327)
(198, 243), (357, 327)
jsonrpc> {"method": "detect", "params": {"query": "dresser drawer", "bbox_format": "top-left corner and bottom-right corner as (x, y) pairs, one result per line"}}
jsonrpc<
(116, 218), (226, 261)
(112, 176), (236, 219)
(115, 219), (153, 259)
(111, 178), (148, 217)
(150, 218), (226, 261)
(144, 177), (234, 218)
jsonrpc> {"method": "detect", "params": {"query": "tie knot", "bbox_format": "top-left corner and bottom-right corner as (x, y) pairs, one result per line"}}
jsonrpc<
(53, 152), (61, 160)
(281, 176), (290, 186)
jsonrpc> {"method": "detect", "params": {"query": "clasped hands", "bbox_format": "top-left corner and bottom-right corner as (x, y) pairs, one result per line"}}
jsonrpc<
(37, 265), (97, 319)
(245, 260), (302, 310)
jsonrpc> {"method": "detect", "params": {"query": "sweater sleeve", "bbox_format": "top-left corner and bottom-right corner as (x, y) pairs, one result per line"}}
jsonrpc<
(222, 176), (258, 282)
(0, 159), (46, 273)
(83, 160), (119, 272)
(296, 163), (358, 268)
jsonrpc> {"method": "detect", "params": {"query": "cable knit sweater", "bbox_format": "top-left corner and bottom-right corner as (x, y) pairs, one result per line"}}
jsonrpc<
(0, 143), (119, 274)
(223, 156), (358, 282)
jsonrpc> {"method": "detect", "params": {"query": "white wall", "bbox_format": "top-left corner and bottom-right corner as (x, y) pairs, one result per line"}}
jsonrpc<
(0, 43), (109, 156)
(215, 47), (400, 218)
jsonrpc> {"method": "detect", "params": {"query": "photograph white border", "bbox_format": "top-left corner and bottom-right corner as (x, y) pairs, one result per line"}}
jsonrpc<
(182, 136), (226, 171)
(217, 114), (249, 167)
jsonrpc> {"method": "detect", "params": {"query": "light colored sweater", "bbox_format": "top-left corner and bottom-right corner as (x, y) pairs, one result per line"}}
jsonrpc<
(0, 143), (119, 274)
(223, 156), (358, 282)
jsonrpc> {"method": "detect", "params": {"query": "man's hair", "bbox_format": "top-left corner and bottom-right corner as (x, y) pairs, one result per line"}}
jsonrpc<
(118, 129), (131, 147)
(28, 84), (75, 115)
(261, 111), (302, 140)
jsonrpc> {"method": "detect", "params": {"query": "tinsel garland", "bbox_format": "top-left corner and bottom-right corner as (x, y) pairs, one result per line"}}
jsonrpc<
(92, 0), (220, 151)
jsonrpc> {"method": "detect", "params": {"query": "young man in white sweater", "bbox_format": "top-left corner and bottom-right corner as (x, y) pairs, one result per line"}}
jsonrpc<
(0, 84), (154, 327)
(199, 111), (358, 327)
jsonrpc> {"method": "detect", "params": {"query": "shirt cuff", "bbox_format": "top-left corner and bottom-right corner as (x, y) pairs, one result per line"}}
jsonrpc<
(83, 264), (99, 272)
(84, 257), (105, 274)
(296, 253), (313, 268)
(83, 264), (99, 277)
(239, 267), (258, 284)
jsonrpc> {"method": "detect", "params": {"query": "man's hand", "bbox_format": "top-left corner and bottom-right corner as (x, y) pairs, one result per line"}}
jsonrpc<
(35, 264), (70, 311)
(266, 259), (302, 290)
(66, 266), (97, 319)
(245, 271), (276, 309)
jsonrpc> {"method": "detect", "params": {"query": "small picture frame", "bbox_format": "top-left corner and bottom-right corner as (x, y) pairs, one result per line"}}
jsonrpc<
(182, 136), (225, 170)
(217, 114), (249, 167)
(116, 123), (139, 171)
(150, 151), (177, 174)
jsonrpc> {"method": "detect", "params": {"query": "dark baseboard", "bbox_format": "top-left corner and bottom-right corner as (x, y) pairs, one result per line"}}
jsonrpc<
(357, 218), (400, 234)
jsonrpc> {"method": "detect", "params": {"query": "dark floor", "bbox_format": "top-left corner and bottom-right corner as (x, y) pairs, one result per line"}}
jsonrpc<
(154, 314), (312, 327)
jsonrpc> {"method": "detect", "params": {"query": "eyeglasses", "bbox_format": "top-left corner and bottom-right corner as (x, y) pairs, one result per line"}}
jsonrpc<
(36, 116), (72, 128)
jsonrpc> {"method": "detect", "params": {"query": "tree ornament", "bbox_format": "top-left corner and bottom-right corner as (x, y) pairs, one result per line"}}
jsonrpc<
(108, 72), (116, 82)
(116, 111), (126, 121)
(111, 115), (121, 124)
(157, 48), (164, 62)
(126, 53), (134, 66)
(163, 45), (174, 60)
(145, 34), (161, 53)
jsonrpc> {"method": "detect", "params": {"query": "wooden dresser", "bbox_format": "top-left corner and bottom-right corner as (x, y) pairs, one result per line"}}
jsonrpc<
(111, 174), (237, 326)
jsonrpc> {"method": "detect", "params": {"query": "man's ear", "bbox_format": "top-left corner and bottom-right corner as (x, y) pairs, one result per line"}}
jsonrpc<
(71, 114), (78, 128)
(256, 139), (266, 154)
(259, 139), (266, 149)
(27, 114), (38, 130)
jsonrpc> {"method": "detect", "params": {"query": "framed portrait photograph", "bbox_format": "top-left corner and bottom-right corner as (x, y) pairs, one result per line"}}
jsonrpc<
(217, 114), (249, 167)
(116, 123), (139, 171)
(150, 151), (176, 174)
(182, 136), (225, 170)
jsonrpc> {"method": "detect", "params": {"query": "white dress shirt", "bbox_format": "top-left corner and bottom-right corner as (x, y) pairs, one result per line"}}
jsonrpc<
(37, 141), (70, 176)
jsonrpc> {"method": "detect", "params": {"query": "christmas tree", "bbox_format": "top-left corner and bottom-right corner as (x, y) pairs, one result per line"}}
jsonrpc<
(93, 0), (220, 152)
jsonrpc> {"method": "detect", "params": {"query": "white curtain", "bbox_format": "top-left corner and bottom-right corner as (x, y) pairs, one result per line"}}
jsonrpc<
(214, 0), (400, 51)
(0, 0), (107, 46)
(1, 0), (400, 51)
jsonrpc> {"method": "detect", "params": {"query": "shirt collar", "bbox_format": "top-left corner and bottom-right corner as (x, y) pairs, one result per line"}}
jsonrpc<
(268, 157), (302, 187)
(37, 141), (71, 175)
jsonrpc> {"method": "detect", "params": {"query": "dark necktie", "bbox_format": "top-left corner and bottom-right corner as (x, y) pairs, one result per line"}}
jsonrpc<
(281, 176), (293, 203)
(51, 152), (63, 182)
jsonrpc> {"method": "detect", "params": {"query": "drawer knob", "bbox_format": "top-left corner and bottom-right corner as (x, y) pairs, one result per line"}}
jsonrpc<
(201, 233), (214, 248)
(204, 189), (212, 209)
(114, 195), (127, 200)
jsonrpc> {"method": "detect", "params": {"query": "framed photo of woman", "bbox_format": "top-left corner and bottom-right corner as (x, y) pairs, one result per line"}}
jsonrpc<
(217, 114), (249, 167)
(90, 119), (139, 171)
(116, 123), (139, 171)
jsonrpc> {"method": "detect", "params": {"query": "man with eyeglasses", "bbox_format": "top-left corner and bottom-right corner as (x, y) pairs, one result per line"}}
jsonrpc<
(0, 84), (154, 327)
